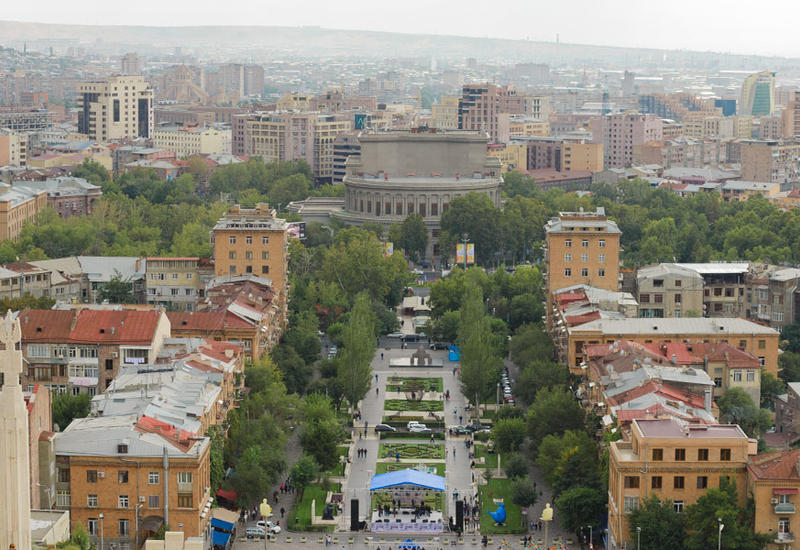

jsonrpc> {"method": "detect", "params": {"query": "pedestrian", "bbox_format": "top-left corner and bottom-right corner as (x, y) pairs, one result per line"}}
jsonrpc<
(376, 387), (379, 395)
(472, 472), (475, 482)
(430, 433), (435, 443)
(453, 447), (456, 458)
(458, 415), (463, 424)
(376, 373), (379, 381)
(380, 353), (384, 360)
(280, 507), (285, 518)
(364, 448), (368, 458)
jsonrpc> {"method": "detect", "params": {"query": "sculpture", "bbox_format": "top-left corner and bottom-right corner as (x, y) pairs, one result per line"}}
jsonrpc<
(487, 502), (506, 525)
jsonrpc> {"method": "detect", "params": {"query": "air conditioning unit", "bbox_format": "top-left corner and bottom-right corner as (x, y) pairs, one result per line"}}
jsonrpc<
(771, 498), (779, 504)
(111, 352), (118, 358)
(139, 496), (146, 503)
(97, 471), (105, 478)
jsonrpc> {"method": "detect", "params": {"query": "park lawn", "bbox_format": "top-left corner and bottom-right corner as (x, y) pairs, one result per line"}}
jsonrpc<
(384, 399), (444, 412)
(479, 478), (526, 534)
(287, 482), (341, 532)
(475, 444), (498, 469)
(375, 462), (445, 476)
(379, 442), (445, 460)
(386, 377), (444, 392)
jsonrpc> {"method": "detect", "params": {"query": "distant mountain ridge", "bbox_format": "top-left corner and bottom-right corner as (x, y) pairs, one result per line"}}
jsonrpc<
(0, 19), (797, 69)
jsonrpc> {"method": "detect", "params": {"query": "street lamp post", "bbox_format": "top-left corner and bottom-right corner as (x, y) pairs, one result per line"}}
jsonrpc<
(636, 526), (641, 550)
(496, 383), (500, 409)
(541, 503), (553, 550)
(587, 525), (593, 549)
(99, 513), (104, 550)
(134, 504), (142, 550)
(718, 518), (724, 550)
(462, 233), (470, 270)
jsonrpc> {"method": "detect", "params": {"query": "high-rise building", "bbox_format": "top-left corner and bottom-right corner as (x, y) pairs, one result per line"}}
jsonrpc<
(77, 76), (154, 141)
(740, 71), (776, 116)
(562, 141), (604, 172)
(590, 113), (662, 168)
(783, 90), (800, 137)
(120, 53), (140, 75)
(458, 84), (511, 143)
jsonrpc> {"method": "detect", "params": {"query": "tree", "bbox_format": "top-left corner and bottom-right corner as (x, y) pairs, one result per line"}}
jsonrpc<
(510, 324), (554, 367)
(232, 444), (286, 507)
(427, 310), (460, 343)
(627, 495), (686, 550)
(492, 417), (526, 453)
(503, 453), (529, 480)
(71, 159), (112, 191)
(290, 455), (319, 496)
(208, 426), (225, 493)
(97, 270), (135, 304)
(781, 323), (800, 352)
(684, 478), (771, 550)
(535, 430), (599, 493)
(299, 395), (346, 471)
(337, 293), (376, 408)
(526, 387), (585, 451)
(440, 192), (501, 265)
(52, 392), (91, 430)
(717, 387), (772, 437)
(510, 478), (539, 508)
(779, 351), (800, 383)
(513, 361), (569, 405)
(554, 487), (605, 535)
(458, 282), (502, 408)
(271, 344), (312, 395)
(508, 293), (543, 330)
(268, 173), (310, 207)
(396, 213), (429, 263)
(761, 372), (786, 409)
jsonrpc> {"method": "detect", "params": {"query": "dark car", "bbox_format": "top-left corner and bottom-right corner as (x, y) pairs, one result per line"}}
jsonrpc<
(402, 333), (423, 343)
(451, 425), (472, 435)
(374, 424), (397, 432)
(466, 422), (489, 433)
(429, 341), (448, 350)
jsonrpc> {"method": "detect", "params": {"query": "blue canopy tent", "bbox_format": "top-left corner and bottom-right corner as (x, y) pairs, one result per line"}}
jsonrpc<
(211, 531), (231, 548)
(369, 469), (445, 492)
(448, 345), (460, 362)
(210, 518), (235, 532)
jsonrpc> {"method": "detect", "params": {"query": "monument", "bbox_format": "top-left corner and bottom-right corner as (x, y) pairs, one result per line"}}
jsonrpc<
(0, 311), (31, 550)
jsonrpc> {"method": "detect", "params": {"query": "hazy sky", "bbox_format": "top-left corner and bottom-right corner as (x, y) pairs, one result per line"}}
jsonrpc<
(6, 0), (800, 58)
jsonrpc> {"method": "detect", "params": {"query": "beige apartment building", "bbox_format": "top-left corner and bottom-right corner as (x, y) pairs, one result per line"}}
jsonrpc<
(562, 142), (604, 172)
(608, 418), (754, 550)
(544, 208), (621, 319)
(77, 75), (154, 141)
(431, 97), (460, 130)
(145, 257), (211, 312)
(636, 263), (704, 318)
(0, 185), (48, 241)
(741, 140), (800, 183)
(487, 142), (527, 172)
(0, 128), (27, 166)
(151, 126), (231, 157)
(509, 117), (550, 138)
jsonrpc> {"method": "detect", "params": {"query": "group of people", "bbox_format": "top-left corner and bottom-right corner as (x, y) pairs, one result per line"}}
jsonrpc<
(356, 447), (369, 458)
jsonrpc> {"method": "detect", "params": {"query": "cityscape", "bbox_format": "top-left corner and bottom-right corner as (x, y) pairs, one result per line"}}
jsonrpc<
(5, 4), (800, 550)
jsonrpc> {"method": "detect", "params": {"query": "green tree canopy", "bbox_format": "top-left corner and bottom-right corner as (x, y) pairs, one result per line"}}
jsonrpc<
(627, 495), (686, 550)
(458, 281), (502, 407)
(337, 293), (376, 408)
(526, 387), (585, 451)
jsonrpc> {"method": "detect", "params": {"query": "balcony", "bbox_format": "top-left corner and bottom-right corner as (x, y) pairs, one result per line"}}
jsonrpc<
(775, 503), (796, 514)
(775, 532), (795, 544)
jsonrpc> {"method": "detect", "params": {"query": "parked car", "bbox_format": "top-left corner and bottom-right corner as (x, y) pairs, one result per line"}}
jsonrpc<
(408, 422), (431, 433)
(386, 332), (404, 339)
(429, 341), (448, 350)
(374, 424), (397, 433)
(466, 423), (489, 433)
(257, 521), (281, 534)
(246, 527), (265, 539)
(402, 333), (423, 343)
(407, 420), (423, 429)
(451, 425), (472, 435)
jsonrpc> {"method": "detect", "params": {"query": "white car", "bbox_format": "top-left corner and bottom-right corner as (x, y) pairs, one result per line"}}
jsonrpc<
(257, 520), (281, 534)
(409, 423), (432, 433)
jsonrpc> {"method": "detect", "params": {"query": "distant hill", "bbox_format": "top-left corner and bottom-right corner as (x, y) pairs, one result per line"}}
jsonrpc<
(0, 20), (797, 69)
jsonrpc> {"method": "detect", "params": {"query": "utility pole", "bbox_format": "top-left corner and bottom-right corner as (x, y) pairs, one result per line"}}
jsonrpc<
(462, 233), (470, 270)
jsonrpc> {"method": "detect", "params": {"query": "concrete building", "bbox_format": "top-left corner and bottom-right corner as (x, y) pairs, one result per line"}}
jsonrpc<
(775, 383), (800, 442)
(608, 418), (754, 550)
(544, 208), (621, 321)
(14, 176), (102, 219)
(741, 140), (800, 184)
(509, 116), (550, 138)
(23, 383), (54, 510)
(309, 89), (377, 113)
(77, 76), (154, 141)
(741, 71), (776, 116)
(0, 108), (54, 133)
(691, 341), (763, 403)
(562, 141), (604, 172)
(332, 132), (360, 184)
(632, 138), (728, 168)
(457, 84), (513, 143)
(0, 184), (48, 241)
(720, 180), (781, 202)
(0, 129), (27, 166)
(145, 257), (211, 312)
(782, 91), (800, 138)
(674, 263), (749, 318)
(431, 97), (459, 130)
(590, 113), (663, 168)
(54, 414), (211, 549)
(565, 317), (779, 376)
(339, 130), (502, 260)
(151, 126), (231, 157)
(120, 53), (140, 76)
(748, 449), (800, 549)
(487, 142), (527, 172)
(636, 263), (704, 318)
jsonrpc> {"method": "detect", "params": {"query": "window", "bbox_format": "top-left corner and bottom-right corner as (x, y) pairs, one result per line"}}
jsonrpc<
(675, 448), (686, 461)
(148, 471), (159, 484)
(779, 494), (792, 504)
(739, 340), (747, 349)
(228, 251), (236, 260)
(599, 269), (606, 277)
(87, 470), (97, 483)
(229, 236), (236, 245)
(780, 517), (791, 534)
(623, 496), (639, 513)
(760, 357), (766, 367)
(262, 265), (269, 274)
(697, 476), (708, 489)
(262, 251), (269, 260)
(581, 269), (588, 277)
(581, 239), (588, 247)
(229, 265), (235, 275)
(88, 519), (98, 536)
(87, 494), (98, 508)
(178, 494), (192, 508)
(58, 468), (70, 483)
(118, 470), (129, 483)
(747, 370), (756, 382)
(245, 251), (253, 260)
(758, 339), (766, 349)
(580, 253), (588, 262)
(148, 494), (160, 508)
(673, 476), (685, 489)
(262, 236), (269, 245)
(565, 239), (572, 248)
(119, 519), (130, 537)
(28, 344), (49, 358)
(118, 495), (129, 509)
(640, 294), (650, 303)
(245, 265), (252, 274)
(624, 476), (640, 489)
(651, 476), (662, 489)
(564, 253), (572, 262)
(246, 236), (252, 245)
(675, 280), (681, 287)
(733, 371), (742, 382)
(675, 294), (682, 303)
(599, 239), (605, 248)
(652, 448), (663, 461)
(171, 273), (179, 280)
(653, 279), (664, 287)
(698, 449), (709, 461)
(564, 268), (571, 277)
(177, 472), (193, 484)
(654, 294), (663, 303)
(720, 448), (731, 461)
(56, 491), (70, 507)
(599, 254), (605, 263)
(673, 501), (684, 513)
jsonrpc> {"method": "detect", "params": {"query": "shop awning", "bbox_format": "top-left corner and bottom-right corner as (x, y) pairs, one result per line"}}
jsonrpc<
(212, 531), (231, 547)
(211, 518), (235, 532)
(215, 489), (238, 502)
(141, 515), (164, 532)
(774, 488), (799, 495)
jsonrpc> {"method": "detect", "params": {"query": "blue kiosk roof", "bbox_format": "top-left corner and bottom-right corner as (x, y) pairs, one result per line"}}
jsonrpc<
(211, 530), (231, 547)
(369, 469), (445, 492)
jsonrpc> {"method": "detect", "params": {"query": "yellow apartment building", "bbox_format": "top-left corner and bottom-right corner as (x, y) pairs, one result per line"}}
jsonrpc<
(562, 142), (604, 172)
(145, 257), (211, 312)
(608, 418), (754, 550)
(748, 449), (800, 549)
(487, 142), (528, 172)
(151, 126), (231, 157)
(509, 117), (550, 138)
(431, 97), (460, 130)
(0, 185), (48, 241)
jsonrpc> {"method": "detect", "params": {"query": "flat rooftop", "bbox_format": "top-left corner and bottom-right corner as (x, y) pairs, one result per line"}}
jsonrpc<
(636, 418), (746, 439)
(570, 317), (778, 335)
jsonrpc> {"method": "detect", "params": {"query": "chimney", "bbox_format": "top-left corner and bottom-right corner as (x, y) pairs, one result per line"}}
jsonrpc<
(704, 388), (712, 413)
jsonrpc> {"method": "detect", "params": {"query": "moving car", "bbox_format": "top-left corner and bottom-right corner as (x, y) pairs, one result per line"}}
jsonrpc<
(402, 333), (423, 343)
(257, 521), (281, 534)
(408, 422), (432, 433)
(429, 342), (448, 350)
(386, 332), (404, 339)
(374, 424), (397, 433)
(246, 527), (265, 539)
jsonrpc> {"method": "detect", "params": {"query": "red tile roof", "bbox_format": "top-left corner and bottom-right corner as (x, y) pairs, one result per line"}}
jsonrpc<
(69, 310), (163, 345)
(748, 449), (800, 480)
(135, 416), (197, 450)
(565, 311), (601, 327)
(168, 311), (227, 332)
(20, 309), (76, 343)
(689, 342), (761, 368)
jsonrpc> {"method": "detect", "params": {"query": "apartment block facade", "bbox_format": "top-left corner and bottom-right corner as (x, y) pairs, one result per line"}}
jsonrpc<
(590, 113), (663, 168)
(740, 140), (800, 184)
(151, 126), (231, 158)
(145, 257), (211, 312)
(77, 76), (154, 141)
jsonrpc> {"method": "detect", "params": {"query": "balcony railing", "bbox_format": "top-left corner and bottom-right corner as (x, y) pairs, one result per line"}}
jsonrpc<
(775, 532), (794, 543)
(775, 503), (796, 514)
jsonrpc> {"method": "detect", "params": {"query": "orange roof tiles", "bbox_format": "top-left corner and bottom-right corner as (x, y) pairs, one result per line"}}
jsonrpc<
(20, 308), (162, 345)
(748, 449), (800, 480)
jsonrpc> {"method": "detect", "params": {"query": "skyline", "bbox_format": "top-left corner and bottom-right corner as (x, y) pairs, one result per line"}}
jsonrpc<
(3, 0), (800, 59)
